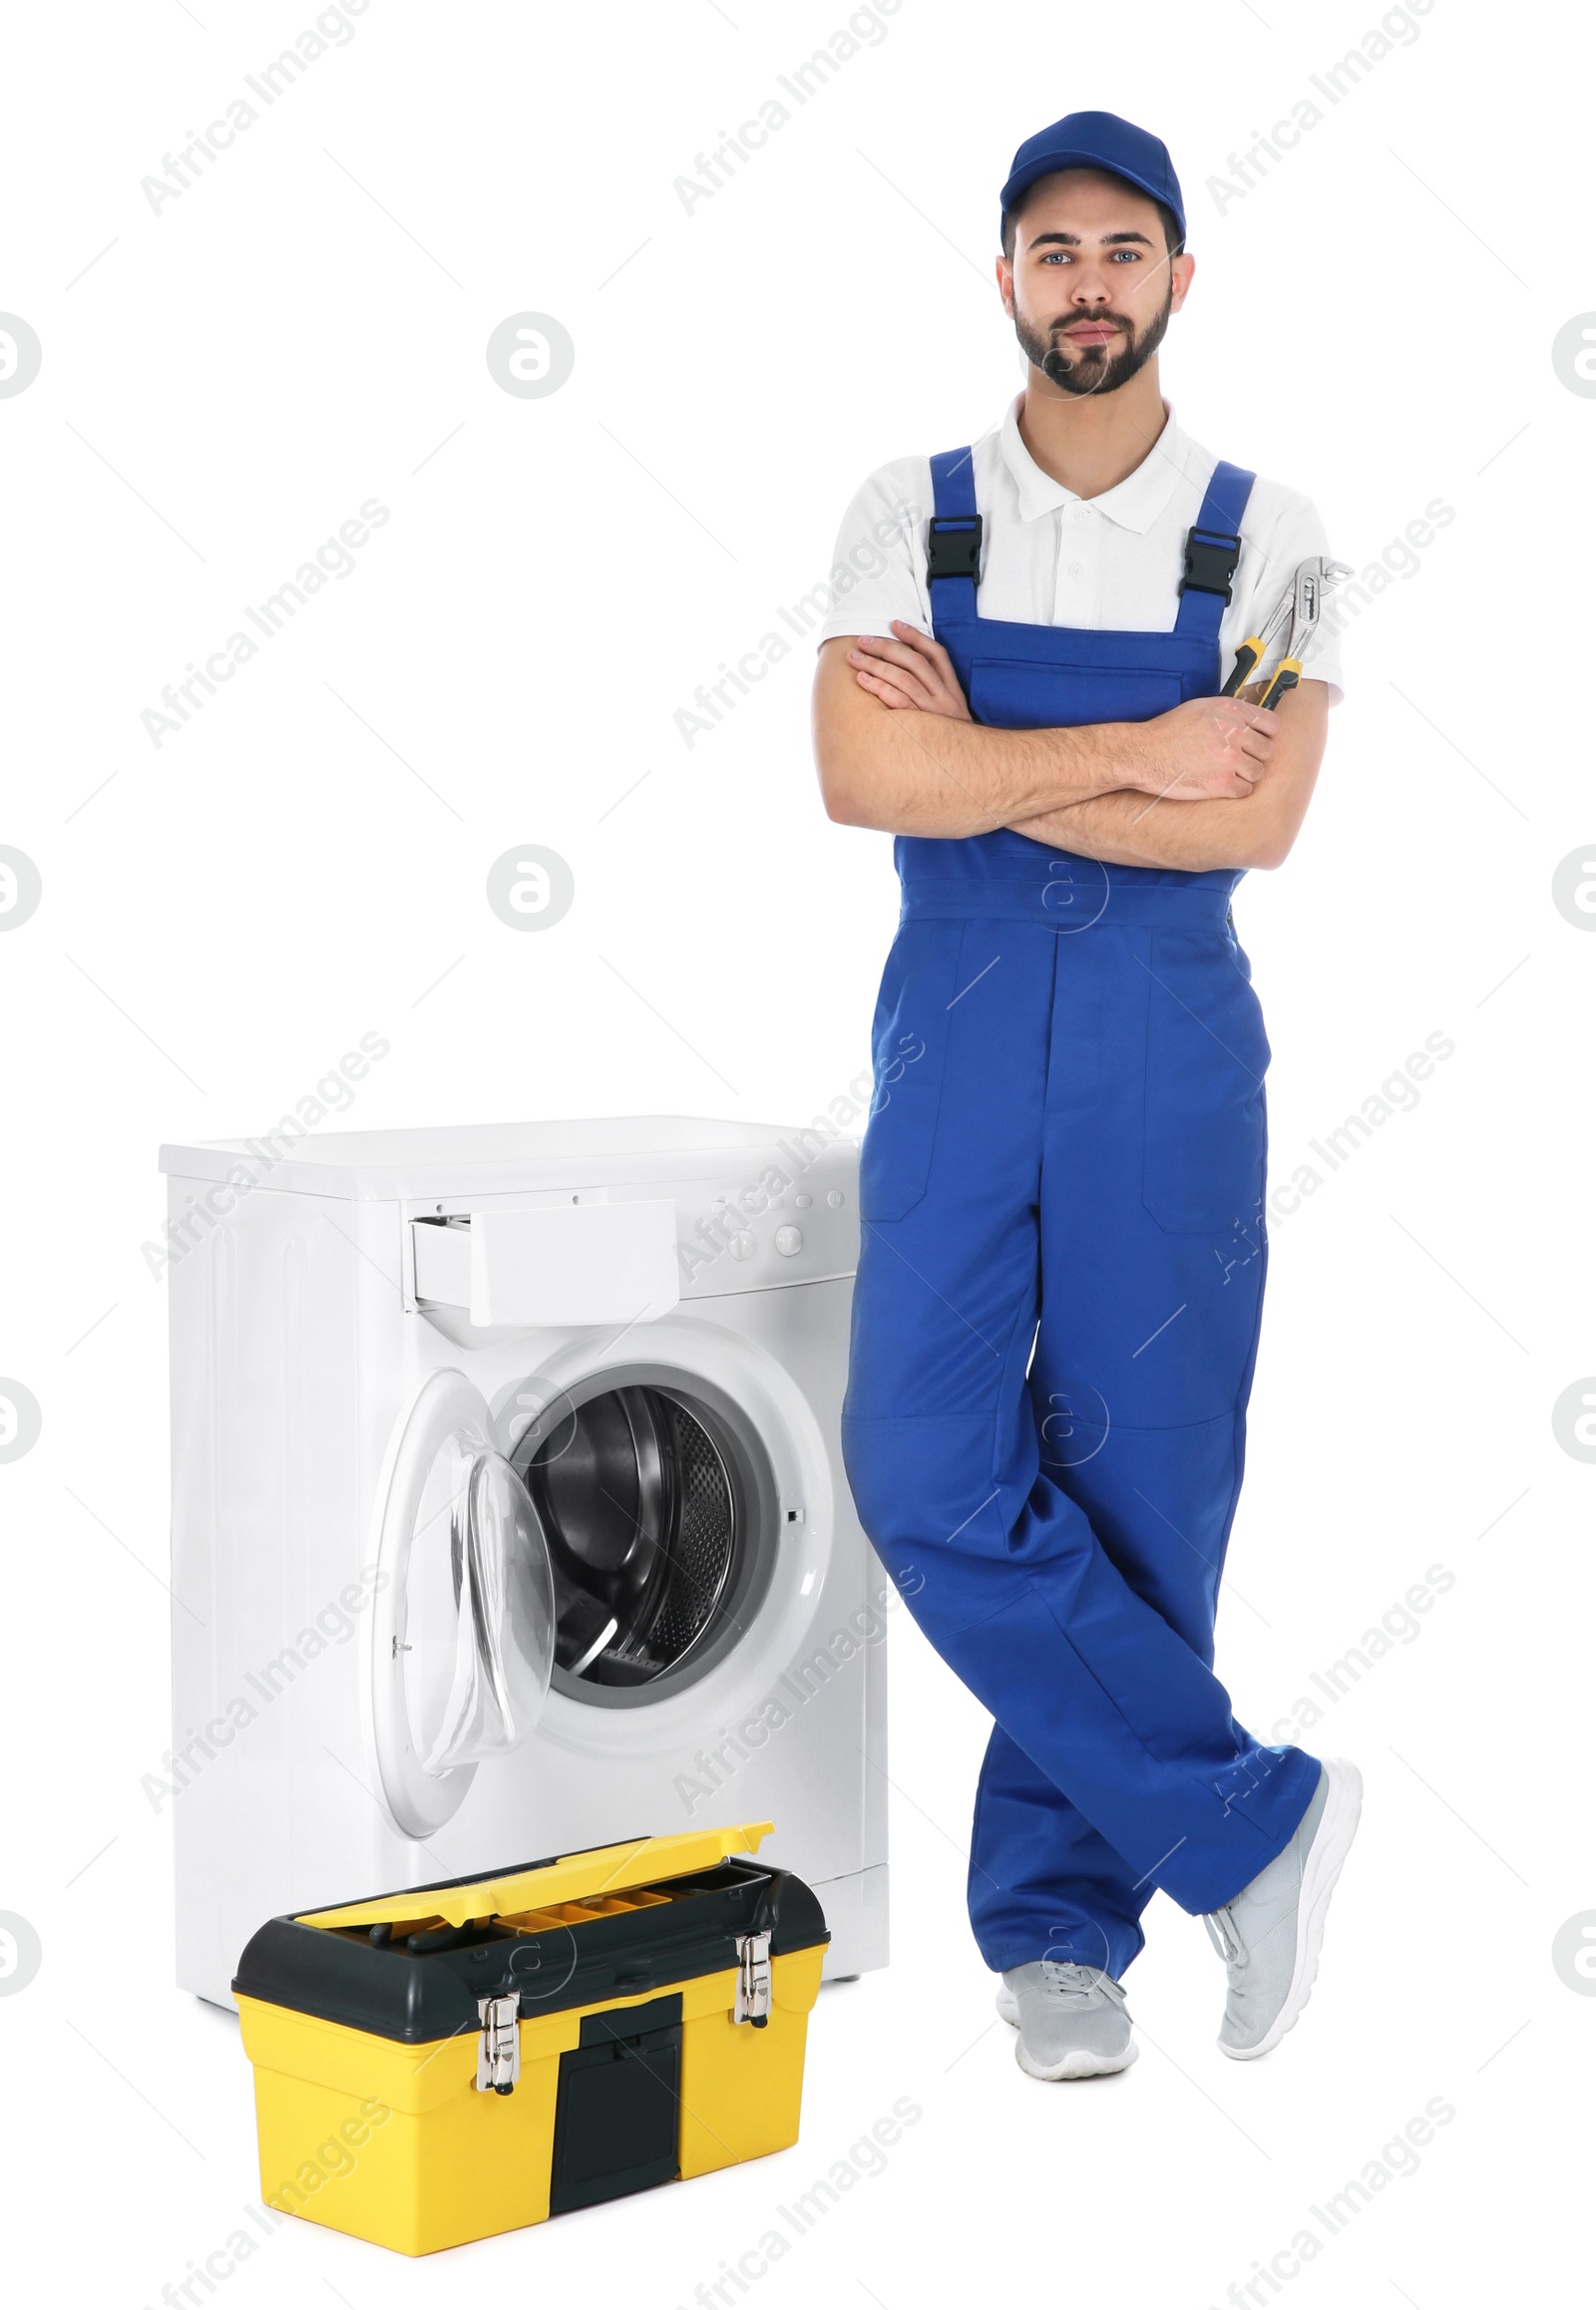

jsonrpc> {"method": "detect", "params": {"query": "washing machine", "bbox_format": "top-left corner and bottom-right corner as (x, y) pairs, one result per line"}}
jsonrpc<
(159, 1116), (888, 2009)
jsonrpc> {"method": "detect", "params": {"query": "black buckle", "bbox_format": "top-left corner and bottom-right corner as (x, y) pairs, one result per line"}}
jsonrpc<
(1180, 525), (1243, 602)
(927, 514), (983, 581)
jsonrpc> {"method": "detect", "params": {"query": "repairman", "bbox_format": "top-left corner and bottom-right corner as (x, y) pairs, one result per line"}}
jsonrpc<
(812, 110), (1362, 2083)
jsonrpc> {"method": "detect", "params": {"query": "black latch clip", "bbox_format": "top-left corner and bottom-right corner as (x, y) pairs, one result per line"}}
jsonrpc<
(1180, 525), (1243, 603)
(927, 514), (983, 581)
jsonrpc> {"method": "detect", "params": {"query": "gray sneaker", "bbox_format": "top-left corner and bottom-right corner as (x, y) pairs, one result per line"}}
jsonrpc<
(997, 1961), (1137, 2081)
(1202, 1757), (1363, 2061)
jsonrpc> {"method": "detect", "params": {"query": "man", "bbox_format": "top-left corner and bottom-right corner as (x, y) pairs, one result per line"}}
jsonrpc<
(812, 110), (1361, 2082)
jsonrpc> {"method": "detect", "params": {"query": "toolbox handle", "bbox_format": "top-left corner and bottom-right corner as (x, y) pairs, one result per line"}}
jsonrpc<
(750, 1869), (788, 1938)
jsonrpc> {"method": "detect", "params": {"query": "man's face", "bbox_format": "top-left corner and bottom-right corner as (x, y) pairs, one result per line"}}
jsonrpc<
(998, 170), (1194, 398)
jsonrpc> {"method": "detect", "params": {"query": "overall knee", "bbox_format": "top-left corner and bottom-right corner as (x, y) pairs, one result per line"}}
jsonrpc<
(841, 1411), (1006, 1558)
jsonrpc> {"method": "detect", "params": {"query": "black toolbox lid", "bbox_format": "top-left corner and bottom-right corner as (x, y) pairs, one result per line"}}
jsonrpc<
(232, 1823), (828, 2045)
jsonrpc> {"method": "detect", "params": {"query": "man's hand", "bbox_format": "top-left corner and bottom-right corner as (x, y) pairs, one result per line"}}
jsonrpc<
(1107, 695), (1278, 802)
(848, 621), (972, 719)
(1010, 679), (1331, 872)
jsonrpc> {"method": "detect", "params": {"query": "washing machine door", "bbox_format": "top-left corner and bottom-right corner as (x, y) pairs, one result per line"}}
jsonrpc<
(369, 1369), (557, 1838)
(517, 1371), (776, 1704)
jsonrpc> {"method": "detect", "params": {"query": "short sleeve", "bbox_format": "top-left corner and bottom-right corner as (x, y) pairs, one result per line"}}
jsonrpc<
(814, 456), (933, 648)
(1225, 481), (1347, 703)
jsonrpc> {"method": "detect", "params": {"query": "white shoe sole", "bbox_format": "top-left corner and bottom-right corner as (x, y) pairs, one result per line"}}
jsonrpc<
(1015, 2035), (1138, 2081)
(1220, 1754), (1364, 2062)
(996, 1983), (1137, 2079)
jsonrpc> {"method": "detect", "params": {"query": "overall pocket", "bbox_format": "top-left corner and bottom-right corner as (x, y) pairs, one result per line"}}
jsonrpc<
(969, 659), (1185, 731)
(858, 918), (968, 1224)
(1141, 930), (1272, 1236)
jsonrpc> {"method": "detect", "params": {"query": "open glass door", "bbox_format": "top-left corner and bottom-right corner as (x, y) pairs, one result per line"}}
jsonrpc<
(370, 1369), (556, 1838)
(513, 1371), (776, 1707)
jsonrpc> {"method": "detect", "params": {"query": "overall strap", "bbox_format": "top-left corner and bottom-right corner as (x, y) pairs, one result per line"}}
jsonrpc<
(1173, 460), (1256, 642)
(927, 447), (981, 626)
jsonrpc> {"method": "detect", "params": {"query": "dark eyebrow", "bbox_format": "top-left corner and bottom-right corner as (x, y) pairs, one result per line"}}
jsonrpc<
(1027, 229), (1155, 250)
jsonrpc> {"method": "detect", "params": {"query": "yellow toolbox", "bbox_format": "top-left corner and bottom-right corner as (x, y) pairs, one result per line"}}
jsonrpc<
(232, 1820), (828, 2257)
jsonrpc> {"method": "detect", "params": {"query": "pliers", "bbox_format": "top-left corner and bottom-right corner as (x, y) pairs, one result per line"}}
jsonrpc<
(1222, 557), (1353, 706)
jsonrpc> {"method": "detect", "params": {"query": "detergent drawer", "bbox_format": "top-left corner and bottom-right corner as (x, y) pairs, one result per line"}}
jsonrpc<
(411, 1199), (680, 1327)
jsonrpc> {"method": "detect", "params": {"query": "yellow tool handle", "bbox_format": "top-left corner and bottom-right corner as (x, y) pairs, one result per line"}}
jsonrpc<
(1222, 639), (1264, 698)
(1258, 656), (1302, 711)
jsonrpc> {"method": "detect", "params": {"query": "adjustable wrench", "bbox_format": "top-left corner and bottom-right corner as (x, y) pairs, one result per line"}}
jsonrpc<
(1256, 558), (1354, 710)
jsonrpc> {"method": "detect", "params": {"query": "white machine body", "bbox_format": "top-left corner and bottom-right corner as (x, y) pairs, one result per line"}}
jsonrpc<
(161, 1116), (888, 2006)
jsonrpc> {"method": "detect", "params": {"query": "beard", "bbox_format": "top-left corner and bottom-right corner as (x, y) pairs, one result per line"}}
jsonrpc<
(1013, 282), (1173, 397)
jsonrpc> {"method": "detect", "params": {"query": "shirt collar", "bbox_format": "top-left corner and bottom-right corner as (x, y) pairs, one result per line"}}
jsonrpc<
(998, 394), (1193, 532)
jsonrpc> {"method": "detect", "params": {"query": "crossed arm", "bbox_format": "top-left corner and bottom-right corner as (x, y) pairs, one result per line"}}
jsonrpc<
(812, 621), (1331, 872)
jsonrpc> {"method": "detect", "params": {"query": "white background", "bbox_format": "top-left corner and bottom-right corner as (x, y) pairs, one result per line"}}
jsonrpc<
(2, 0), (1590, 2302)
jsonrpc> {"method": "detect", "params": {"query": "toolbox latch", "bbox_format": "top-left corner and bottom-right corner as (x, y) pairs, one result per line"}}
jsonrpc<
(733, 1930), (772, 2027)
(475, 1993), (522, 2094)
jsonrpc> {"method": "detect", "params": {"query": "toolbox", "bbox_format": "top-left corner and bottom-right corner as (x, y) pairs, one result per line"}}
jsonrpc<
(232, 1821), (828, 2257)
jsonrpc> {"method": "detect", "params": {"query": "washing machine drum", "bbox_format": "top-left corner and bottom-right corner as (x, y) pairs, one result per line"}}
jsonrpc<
(524, 1386), (741, 1690)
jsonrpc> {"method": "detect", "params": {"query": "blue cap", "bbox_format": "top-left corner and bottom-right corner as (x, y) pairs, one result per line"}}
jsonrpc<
(999, 110), (1185, 244)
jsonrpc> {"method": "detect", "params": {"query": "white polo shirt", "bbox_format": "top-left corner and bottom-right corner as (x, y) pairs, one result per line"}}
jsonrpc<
(817, 398), (1345, 701)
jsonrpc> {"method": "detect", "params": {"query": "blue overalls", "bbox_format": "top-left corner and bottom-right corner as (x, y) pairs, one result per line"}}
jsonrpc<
(840, 446), (1320, 1981)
